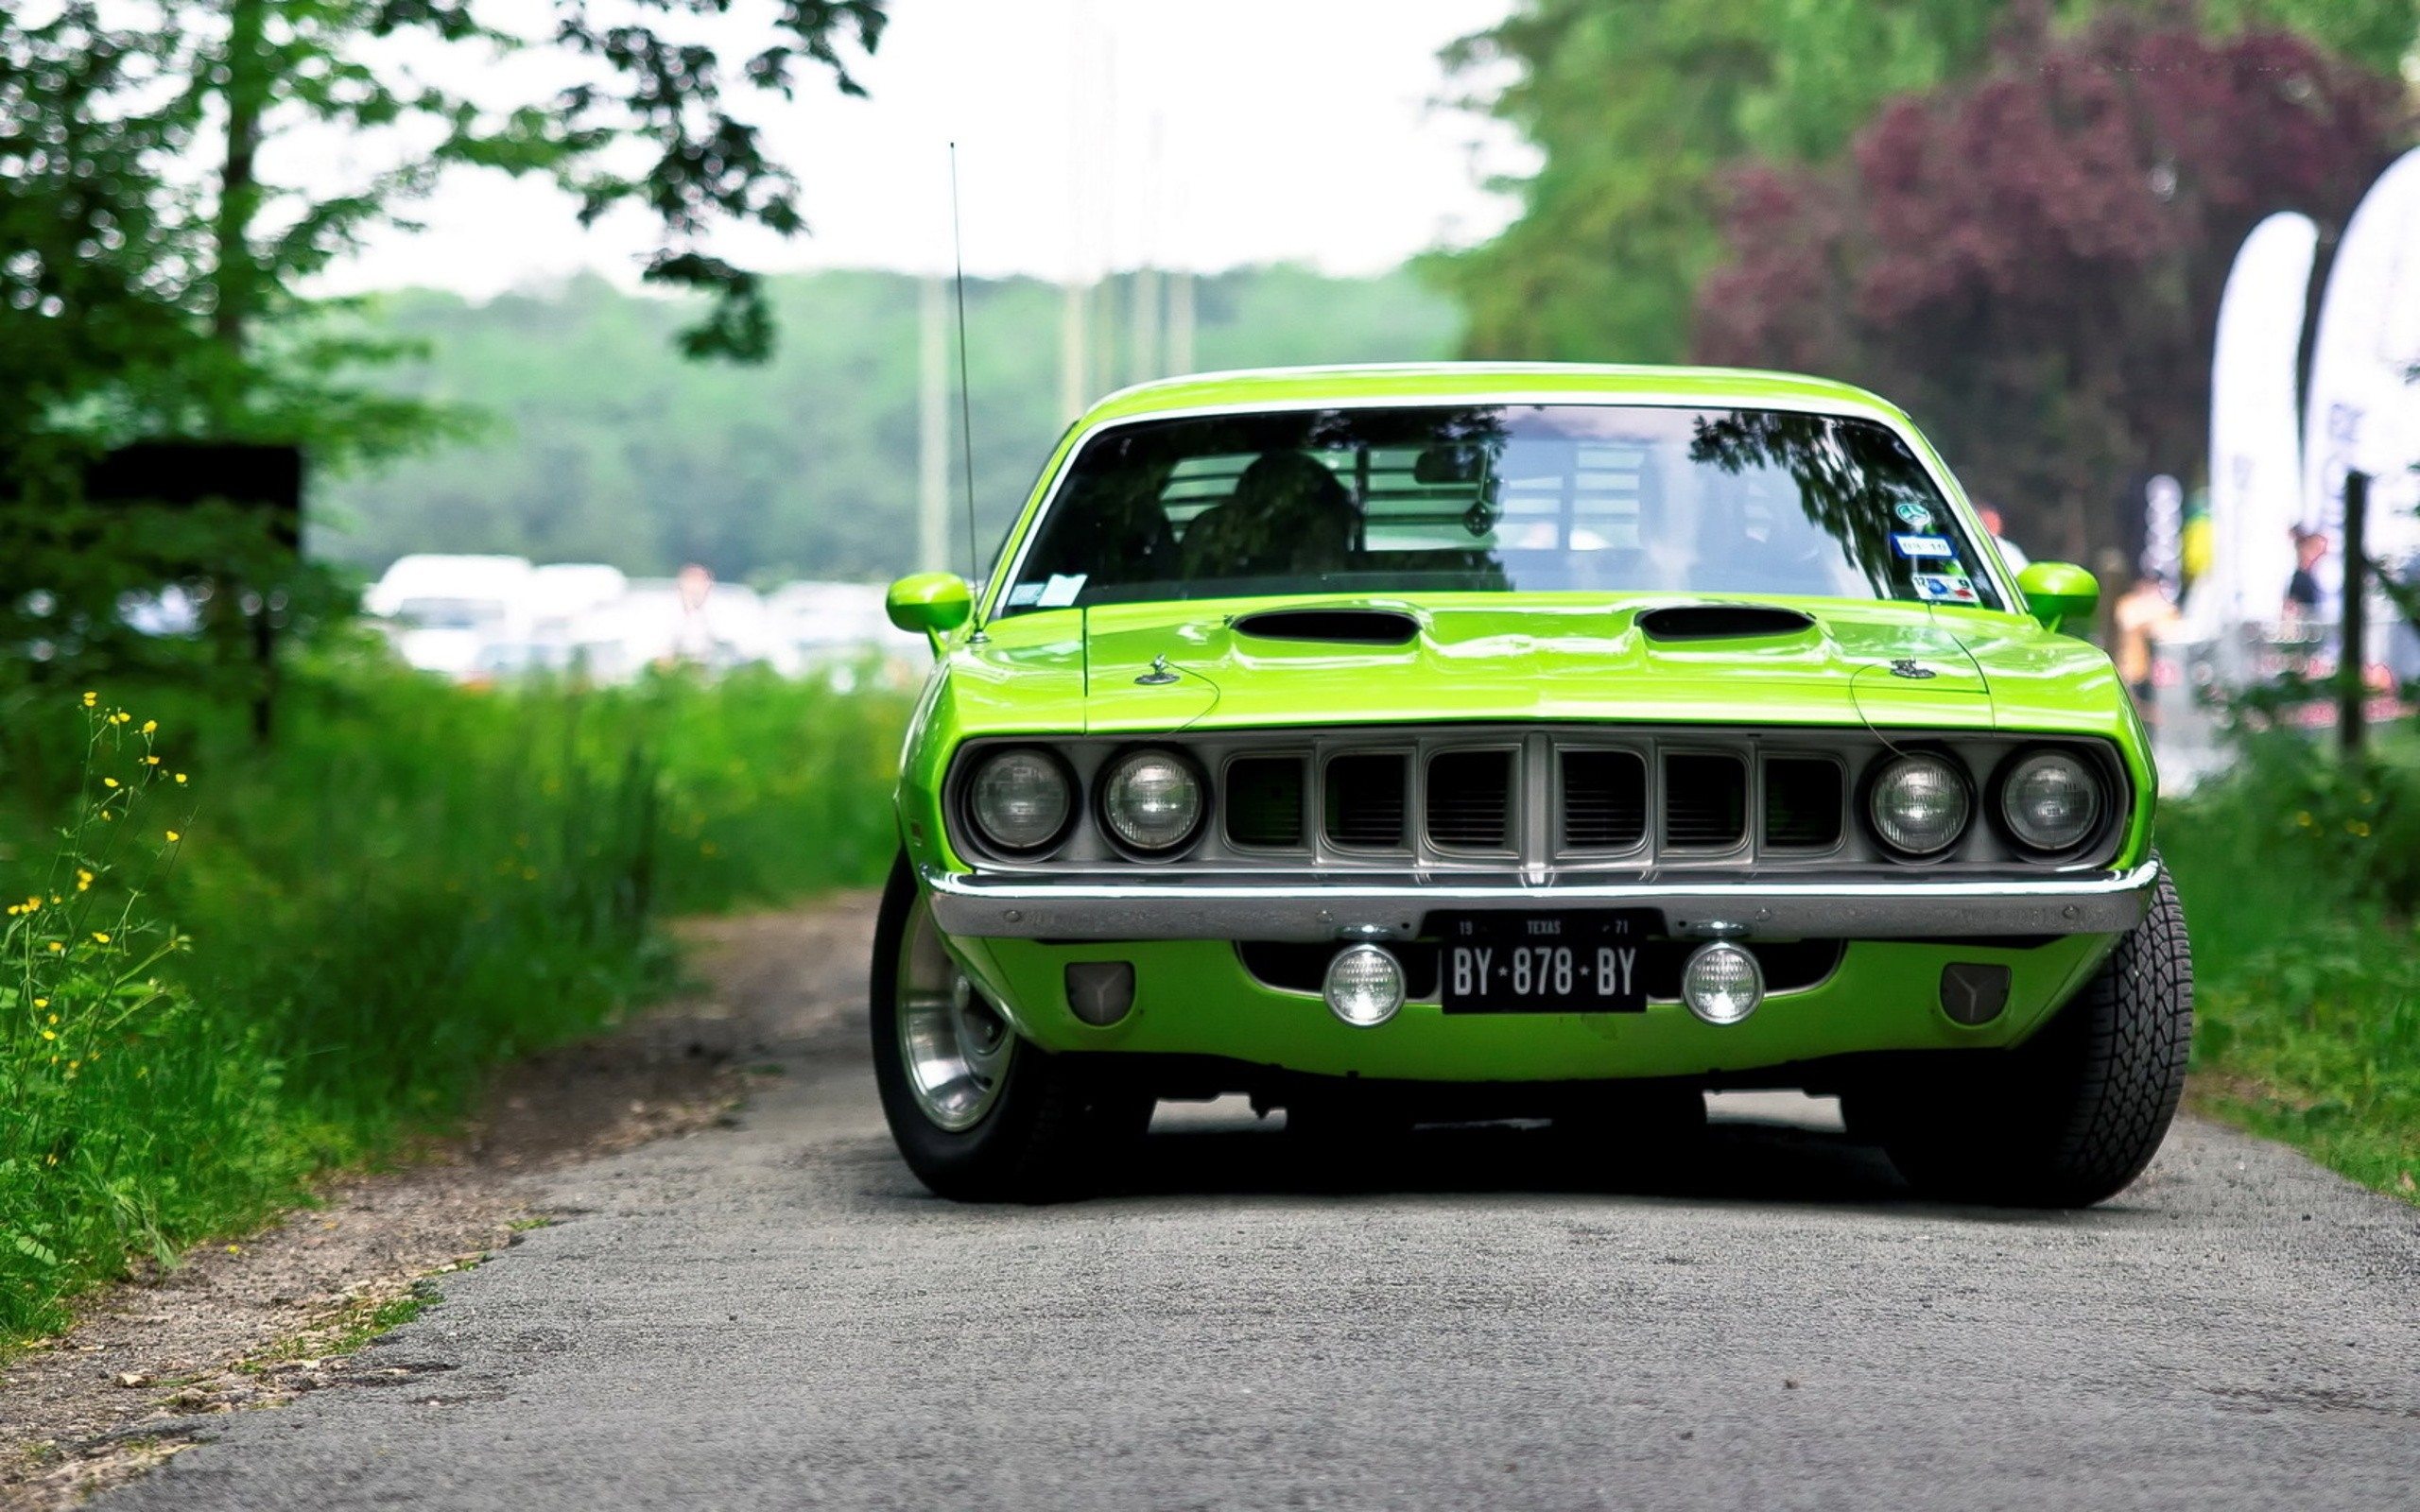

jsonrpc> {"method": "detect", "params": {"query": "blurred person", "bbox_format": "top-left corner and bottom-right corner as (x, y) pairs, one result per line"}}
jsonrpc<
(2114, 575), (2177, 725)
(2283, 526), (2325, 620)
(1977, 505), (2030, 572)
(674, 562), (717, 666)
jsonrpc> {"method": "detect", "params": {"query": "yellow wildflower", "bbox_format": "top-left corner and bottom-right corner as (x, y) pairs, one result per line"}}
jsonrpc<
(102, 777), (119, 789)
(174, 773), (187, 785)
(40, 1030), (55, 1041)
(111, 711), (130, 725)
(166, 830), (181, 843)
(146, 756), (160, 765)
(2295, 812), (2313, 827)
(92, 931), (110, 944)
(142, 719), (157, 734)
(47, 941), (63, 954)
(80, 691), (95, 706)
(77, 869), (92, 891)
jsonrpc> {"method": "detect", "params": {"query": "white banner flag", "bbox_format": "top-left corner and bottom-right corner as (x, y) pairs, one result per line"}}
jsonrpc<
(2303, 147), (2420, 608)
(2199, 212), (2317, 629)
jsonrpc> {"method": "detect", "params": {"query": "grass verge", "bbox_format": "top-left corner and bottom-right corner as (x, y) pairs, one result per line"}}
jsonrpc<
(0, 644), (907, 1340)
(2162, 728), (2420, 1201)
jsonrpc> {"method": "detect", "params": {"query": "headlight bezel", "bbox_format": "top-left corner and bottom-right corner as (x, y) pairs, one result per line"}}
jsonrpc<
(959, 745), (1079, 857)
(1861, 748), (1975, 860)
(1095, 745), (1210, 859)
(1990, 745), (2114, 859)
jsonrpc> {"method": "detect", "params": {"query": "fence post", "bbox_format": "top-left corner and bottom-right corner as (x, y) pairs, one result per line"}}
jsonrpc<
(2340, 470), (2369, 757)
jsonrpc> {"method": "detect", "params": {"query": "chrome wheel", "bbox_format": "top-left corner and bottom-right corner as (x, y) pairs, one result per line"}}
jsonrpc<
(895, 892), (1013, 1131)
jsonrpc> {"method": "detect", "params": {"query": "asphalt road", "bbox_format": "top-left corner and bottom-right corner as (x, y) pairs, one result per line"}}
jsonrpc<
(110, 902), (2420, 1510)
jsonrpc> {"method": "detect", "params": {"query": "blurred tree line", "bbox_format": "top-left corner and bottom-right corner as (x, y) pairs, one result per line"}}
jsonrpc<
(312, 266), (1461, 583)
(1441, 0), (2416, 563)
(0, 0), (883, 710)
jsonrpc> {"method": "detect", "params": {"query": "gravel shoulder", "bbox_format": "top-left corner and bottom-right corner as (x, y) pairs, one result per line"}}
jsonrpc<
(20, 893), (2420, 1509)
(0, 906), (861, 1510)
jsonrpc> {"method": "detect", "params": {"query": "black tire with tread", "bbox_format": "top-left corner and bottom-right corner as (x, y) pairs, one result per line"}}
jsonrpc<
(870, 854), (1143, 1202)
(1857, 864), (2193, 1207)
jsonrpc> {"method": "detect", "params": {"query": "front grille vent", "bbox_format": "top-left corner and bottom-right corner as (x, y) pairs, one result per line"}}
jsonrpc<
(1324, 754), (1408, 848)
(1224, 756), (1305, 849)
(1561, 750), (1647, 850)
(1425, 749), (1512, 849)
(1764, 758), (1843, 849)
(1664, 754), (1747, 848)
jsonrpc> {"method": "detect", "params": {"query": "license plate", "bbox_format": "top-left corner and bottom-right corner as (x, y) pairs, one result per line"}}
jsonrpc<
(1430, 910), (1663, 1013)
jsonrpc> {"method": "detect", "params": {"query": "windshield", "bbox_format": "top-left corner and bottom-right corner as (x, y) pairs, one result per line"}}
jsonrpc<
(995, 404), (2004, 616)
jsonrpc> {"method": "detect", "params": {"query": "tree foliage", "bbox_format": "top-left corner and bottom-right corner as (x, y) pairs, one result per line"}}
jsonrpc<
(2, 1), (884, 700)
(316, 266), (1464, 582)
(1693, 16), (2404, 562)
(1436, 0), (2417, 366)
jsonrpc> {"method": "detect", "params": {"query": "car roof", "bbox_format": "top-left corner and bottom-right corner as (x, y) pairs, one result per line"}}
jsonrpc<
(1078, 362), (1911, 429)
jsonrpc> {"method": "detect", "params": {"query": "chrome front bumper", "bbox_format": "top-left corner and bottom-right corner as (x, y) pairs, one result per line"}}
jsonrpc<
(921, 860), (2163, 943)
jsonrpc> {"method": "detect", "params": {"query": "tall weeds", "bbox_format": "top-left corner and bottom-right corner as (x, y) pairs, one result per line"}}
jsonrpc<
(0, 651), (908, 1337)
(2162, 729), (2420, 1197)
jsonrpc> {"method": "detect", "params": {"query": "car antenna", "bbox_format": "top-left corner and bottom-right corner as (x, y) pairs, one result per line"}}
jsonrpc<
(950, 142), (987, 642)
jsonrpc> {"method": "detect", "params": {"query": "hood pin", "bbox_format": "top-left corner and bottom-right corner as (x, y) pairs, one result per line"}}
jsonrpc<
(1135, 654), (1181, 686)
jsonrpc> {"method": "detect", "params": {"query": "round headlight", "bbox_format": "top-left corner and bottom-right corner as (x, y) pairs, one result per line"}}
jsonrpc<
(2000, 749), (2102, 851)
(966, 747), (1073, 852)
(1868, 753), (1970, 856)
(1099, 748), (1205, 851)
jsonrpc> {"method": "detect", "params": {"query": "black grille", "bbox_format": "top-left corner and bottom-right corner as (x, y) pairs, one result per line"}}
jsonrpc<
(1764, 758), (1843, 849)
(1223, 756), (1305, 848)
(1426, 749), (1512, 849)
(1324, 754), (1408, 848)
(1664, 754), (1747, 848)
(1561, 750), (1647, 850)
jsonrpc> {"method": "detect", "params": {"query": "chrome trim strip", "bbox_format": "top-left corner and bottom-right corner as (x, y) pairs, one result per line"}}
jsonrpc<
(922, 860), (2162, 944)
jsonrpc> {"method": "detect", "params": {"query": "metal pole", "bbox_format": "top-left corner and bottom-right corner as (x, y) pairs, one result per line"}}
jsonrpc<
(917, 275), (948, 573)
(2340, 470), (2369, 756)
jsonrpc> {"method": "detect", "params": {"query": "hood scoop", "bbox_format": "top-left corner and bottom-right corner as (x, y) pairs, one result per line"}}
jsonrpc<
(1230, 608), (1420, 646)
(1637, 604), (1818, 643)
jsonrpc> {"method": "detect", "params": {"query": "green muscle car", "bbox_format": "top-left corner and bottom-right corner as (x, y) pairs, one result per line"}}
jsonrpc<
(873, 364), (2189, 1207)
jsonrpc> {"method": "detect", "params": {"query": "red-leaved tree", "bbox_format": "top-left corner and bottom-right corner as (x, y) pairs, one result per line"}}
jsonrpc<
(1693, 9), (2404, 565)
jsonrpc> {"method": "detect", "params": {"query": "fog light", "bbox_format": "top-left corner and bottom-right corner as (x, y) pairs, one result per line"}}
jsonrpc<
(1681, 941), (1763, 1024)
(1063, 961), (1136, 1026)
(1323, 944), (1405, 1027)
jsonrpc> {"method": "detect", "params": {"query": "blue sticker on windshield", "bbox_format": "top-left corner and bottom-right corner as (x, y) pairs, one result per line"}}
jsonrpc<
(1893, 533), (1955, 558)
(1911, 572), (1979, 605)
(1893, 501), (1936, 531)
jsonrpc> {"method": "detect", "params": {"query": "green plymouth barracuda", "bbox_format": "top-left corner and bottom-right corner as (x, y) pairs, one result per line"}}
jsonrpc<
(873, 363), (2189, 1207)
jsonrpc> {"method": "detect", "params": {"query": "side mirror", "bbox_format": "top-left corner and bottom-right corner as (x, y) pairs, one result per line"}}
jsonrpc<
(886, 572), (972, 645)
(2016, 561), (2099, 635)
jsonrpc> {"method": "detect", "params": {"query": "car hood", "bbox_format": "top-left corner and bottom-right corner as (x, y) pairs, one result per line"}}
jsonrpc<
(1030, 593), (2006, 735)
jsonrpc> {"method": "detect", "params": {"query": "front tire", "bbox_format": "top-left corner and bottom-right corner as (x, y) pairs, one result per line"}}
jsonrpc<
(870, 854), (1142, 1201)
(1854, 866), (2193, 1207)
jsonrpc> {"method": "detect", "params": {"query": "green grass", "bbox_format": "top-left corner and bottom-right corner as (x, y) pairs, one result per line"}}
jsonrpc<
(0, 645), (908, 1340)
(2161, 729), (2420, 1200)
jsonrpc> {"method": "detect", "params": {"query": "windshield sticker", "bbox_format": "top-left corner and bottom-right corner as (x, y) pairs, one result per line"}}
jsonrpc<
(1036, 574), (1088, 609)
(1911, 572), (1979, 605)
(1893, 534), (1955, 558)
(1005, 581), (1045, 607)
(1893, 501), (1936, 531)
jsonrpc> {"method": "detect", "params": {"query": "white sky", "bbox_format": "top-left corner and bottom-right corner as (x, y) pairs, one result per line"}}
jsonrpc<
(314, 0), (1529, 298)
